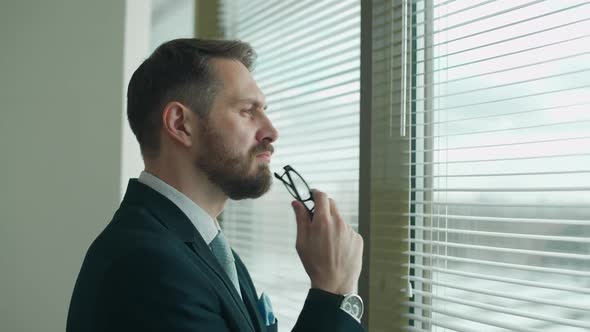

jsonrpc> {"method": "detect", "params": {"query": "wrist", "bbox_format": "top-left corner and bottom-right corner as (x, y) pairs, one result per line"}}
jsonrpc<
(308, 288), (364, 323)
(339, 293), (364, 323)
(310, 282), (355, 295)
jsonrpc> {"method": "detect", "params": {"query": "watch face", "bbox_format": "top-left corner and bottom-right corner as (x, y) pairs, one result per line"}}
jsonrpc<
(342, 294), (364, 319)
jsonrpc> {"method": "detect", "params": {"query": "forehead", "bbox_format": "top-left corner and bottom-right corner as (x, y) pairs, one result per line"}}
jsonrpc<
(210, 58), (266, 106)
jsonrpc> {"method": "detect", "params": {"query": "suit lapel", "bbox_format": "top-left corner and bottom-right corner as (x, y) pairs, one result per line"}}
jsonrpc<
(121, 179), (256, 332)
(186, 237), (255, 332)
(235, 253), (266, 332)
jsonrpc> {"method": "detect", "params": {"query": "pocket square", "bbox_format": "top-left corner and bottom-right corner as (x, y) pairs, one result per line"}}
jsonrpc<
(257, 292), (276, 326)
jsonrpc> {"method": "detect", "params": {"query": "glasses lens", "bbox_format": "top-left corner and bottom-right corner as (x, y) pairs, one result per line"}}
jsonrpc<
(284, 181), (298, 198)
(303, 199), (315, 213)
(291, 171), (311, 200)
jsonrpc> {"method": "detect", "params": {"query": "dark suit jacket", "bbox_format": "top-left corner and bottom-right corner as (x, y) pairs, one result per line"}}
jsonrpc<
(67, 179), (366, 332)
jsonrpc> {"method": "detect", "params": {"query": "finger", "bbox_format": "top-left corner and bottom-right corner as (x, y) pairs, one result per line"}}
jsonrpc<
(328, 198), (344, 226)
(310, 189), (330, 221)
(356, 233), (365, 249)
(291, 200), (310, 235)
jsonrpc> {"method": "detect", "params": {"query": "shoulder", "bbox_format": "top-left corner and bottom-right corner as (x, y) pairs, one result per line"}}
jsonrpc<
(81, 204), (207, 288)
(90, 204), (179, 256)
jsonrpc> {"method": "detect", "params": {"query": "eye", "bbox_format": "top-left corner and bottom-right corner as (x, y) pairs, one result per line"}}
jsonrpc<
(240, 108), (255, 117)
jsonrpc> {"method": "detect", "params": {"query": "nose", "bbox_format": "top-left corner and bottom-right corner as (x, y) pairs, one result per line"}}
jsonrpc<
(256, 115), (279, 143)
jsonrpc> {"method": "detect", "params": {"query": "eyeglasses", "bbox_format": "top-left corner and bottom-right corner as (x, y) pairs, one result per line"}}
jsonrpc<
(274, 165), (315, 216)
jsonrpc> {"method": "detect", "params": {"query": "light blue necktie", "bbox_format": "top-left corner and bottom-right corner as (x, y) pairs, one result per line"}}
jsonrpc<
(209, 230), (242, 298)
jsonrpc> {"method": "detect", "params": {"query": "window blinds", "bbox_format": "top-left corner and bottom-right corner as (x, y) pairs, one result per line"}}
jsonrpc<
(405, 1), (590, 331)
(218, 1), (360, 330)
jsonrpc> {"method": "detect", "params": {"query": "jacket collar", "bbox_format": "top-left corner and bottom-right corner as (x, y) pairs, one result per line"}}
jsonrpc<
(121, 179), (197, 242)
(120, 179), (257, 332)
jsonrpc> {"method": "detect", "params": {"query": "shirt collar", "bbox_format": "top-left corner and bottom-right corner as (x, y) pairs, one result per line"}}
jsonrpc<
(138, 171), (220, 245)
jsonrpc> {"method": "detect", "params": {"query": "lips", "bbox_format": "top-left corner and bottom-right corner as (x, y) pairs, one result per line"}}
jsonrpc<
(256, 151), (272, 158)
(253, 142), (274, 161)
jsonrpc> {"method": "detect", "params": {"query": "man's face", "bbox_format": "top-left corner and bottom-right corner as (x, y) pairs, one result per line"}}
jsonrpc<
(194, 59), (279, 200)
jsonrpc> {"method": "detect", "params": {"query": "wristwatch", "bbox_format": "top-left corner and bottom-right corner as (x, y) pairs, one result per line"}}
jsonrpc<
(339, 293), (364, 322)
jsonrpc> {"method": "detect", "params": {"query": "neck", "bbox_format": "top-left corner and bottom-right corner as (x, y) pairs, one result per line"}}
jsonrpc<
(144, 161), (227, 220)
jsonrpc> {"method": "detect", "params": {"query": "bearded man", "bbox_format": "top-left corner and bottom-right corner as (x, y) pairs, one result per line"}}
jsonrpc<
(66, 39), (365, 332)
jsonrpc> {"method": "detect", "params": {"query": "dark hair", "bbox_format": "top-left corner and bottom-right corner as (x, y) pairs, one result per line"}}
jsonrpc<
(127, 38), (256, 159)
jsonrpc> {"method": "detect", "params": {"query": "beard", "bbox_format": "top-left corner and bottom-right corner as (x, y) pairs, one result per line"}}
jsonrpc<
(195, 119), (274, 200)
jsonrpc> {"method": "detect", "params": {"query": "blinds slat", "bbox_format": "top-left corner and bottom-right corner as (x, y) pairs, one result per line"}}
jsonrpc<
(408, 226), (590, 244)
(414, 2), (590, 53)
(407, 152), (590, 166)
(274, 157), (358, 168)
(403, 327), (431, 332)
(270, 100), (359, 122)
(409, 201), (590, 209)
(264, 67), (359, 98)
(405, 275), (589, 311)
(407, 120), (590, 141)
(406, 289), (590, 329)
(428, 0), (500, 23)
(412, 67), (590, 102)
(410, 97), (589, 125)
(413, 50), (590, 90)
(270, 89), (359, 112)
(275, 155), (359, 166)
(256, 45), (359, 83)
(407, 263), (590, 295)
(405, 251), (590, 278)
(272, 108), (358, 129)
(239, 0), (350, 40)
(409, 169), (590, 178)
(406, 213), (590, 226)
(250, 15), (359, 59)
(410, 186), (590, 192)
(260, 54), (359, 92)
(252, 30), (360, 77)
(267, 76), (359, 105)
(417, 18), (590, 64)
(404, 304), (539, 332)
(244, 2), (358, 47)
(236, 0), (314, 35)
(276, 119), (358, 137)
(278, 134), (359, 149)
(414, 33), (590, 78)
(235, 0), (284, 27)
(405, 312), (492, 332)
(413, 0), (586, 39)
(410, 83), (590, 114)
(409, 135), (590, 154)
(417, 18), (590, 69)
(408, 239), (590, 261)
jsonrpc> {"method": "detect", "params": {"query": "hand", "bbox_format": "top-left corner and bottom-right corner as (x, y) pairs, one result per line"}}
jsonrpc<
(291, 189), (364, 295)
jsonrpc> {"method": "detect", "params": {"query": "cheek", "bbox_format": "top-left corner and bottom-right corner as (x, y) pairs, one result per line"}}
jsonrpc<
(211, 115), (257, 154)
(222, 130), (253, 157)
(229, 126), (257, 151)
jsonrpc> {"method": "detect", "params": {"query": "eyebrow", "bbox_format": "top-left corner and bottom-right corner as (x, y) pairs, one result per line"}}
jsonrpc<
(234, 98), (268, 110)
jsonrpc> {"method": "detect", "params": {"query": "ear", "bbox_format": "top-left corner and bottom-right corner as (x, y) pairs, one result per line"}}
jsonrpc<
(161, 101), (195, 148)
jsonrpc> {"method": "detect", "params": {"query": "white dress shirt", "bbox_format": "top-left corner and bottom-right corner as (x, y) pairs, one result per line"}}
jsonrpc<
(137, 171), (221, 246)
(138, 171), (243, 299)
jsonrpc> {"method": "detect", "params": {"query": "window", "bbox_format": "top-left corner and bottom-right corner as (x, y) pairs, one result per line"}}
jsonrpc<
(150, 0), (195, 50)
(218, 1), (360, 330)
(407, 1), (590, 331)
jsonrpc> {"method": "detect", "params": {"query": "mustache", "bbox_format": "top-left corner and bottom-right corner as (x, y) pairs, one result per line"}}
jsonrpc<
(251, 141), (274, 156)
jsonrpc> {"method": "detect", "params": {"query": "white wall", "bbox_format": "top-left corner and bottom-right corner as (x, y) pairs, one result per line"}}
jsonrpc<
(0, 1), (125, 331)
(120, 0), (151, 197)
(120, 0), (195, 197)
